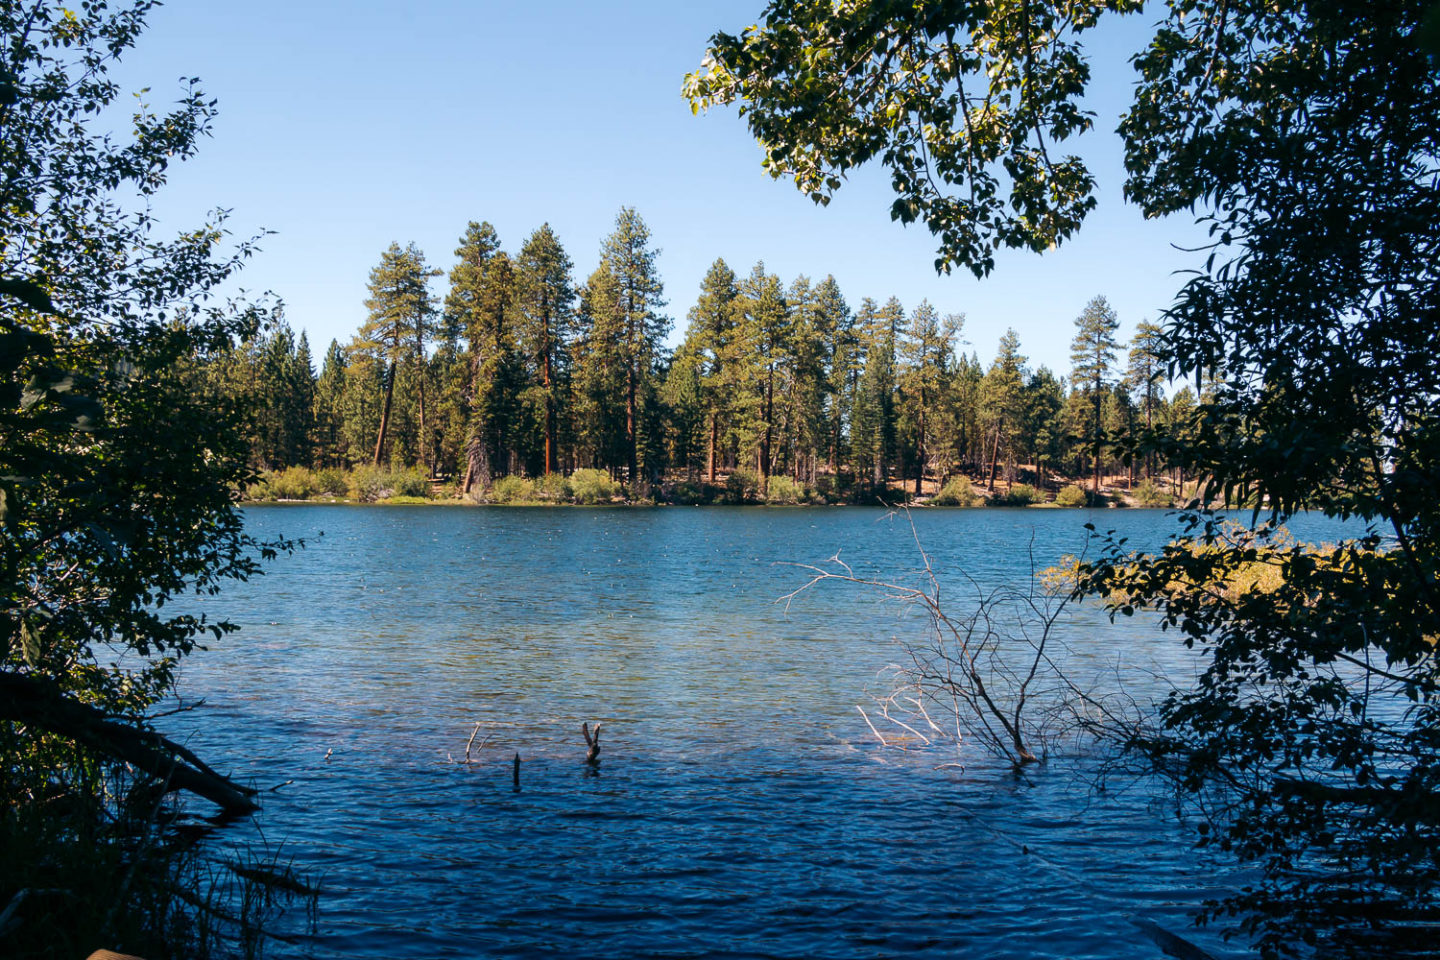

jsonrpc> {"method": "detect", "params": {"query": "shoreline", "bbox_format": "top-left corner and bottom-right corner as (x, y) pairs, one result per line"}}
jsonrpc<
(240, 496), (1152, 509)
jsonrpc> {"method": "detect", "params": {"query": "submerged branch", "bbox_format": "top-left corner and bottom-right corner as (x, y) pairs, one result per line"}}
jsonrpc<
(0, 672), (259, 815)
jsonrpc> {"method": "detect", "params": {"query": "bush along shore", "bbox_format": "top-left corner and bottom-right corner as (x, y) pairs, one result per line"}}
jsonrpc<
(243, 464), (1183, 509)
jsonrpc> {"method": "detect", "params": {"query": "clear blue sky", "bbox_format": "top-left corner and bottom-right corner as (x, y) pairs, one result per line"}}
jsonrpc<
(114, 1), (1204, 375)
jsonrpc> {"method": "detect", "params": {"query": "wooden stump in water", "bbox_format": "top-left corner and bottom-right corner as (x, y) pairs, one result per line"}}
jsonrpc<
(582, 722), (601, 766)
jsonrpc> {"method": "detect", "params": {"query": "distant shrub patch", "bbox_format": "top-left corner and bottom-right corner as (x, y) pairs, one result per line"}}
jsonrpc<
(534, 472), (572, 503)
(489, 475), (535, 504)
(724, 469), (760, 504)
(389, 466), (430, 498)
(314, 467), (349, 497)
(1132, 479), (1170, 508)
(765, 475), (804, 504)
(1055, 484), (1089, 508)
(993, 483), (1041, 506)
(570, 468), (619, 504)
(932, 476), (981, 506)
(261, 466), (315, 499)
(348, 465), (388, 502)
(667, 480), (714, 505)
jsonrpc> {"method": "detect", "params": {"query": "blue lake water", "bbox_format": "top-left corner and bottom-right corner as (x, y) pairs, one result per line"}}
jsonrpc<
(168, 506), (1356, 959)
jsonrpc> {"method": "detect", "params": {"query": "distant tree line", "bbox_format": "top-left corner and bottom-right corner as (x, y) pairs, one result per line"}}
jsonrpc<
(200, 207), (1203, 500)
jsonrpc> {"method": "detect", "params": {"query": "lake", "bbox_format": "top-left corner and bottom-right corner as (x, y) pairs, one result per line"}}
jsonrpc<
(168, 506), (1353, 959)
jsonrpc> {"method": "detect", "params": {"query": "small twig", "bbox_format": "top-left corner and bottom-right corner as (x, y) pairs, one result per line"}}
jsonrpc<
(464, 722), (486, 763)
(146, 696), (207, 720)
(856, 705), (890, 747)
(878, 705), (933, 746)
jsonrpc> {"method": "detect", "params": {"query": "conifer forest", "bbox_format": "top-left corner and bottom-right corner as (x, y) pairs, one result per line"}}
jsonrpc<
(217, 208), (1185, 505)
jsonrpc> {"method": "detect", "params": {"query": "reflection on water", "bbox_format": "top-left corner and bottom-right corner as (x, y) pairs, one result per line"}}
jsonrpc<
(170, 506), (1352, 958)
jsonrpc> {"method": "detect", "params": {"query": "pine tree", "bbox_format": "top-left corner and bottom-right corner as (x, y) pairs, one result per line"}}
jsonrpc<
(1069, 294), (1120, 494)
(515, 224), (576, 475)
(1126, 319), (1165, 481)
(782, 274), (830, 486)
(853, 297), (903, 488)
(897, 300), (961, 495)
(572, 265), (629, 475)
(661, 343), (706, 480)
(354, 242), (439, 467)
(443, 223), (520, 491)
(339, 354), (383, 466)
(814, 276), (854, 477)
(593, 208), (669, 487)
(313, 339), (348, 468)
(980, 329), (1027, 492)
(944, 351), (985, 473)
(1022, 366), (1066, 493)
(467, 252), (524, 488)
(681, 258), (741, 482)
(735, 263), (790, 489)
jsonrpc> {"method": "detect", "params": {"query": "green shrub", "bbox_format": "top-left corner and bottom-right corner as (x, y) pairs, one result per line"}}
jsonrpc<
(1132, 479), (1171, 508)
(765, 475), (804, 504)
(534, 472), (572, 502)
(262, 466), (315, 500)
(314, 467), (349, 497)
(388, 465), (430, 498)
(932, 476), (981, 506)
(1055, 484), (1089, 508)
(993, 482), (1041, 506)
(570, 467), (620, 504)
(348, 464), (388, 502)
(810, 475), (837, 503)
(489, 474), (535, 504)
(666, 480), (715, 505)
(243, 473), (273, 500)
(724, 468), (760, 504)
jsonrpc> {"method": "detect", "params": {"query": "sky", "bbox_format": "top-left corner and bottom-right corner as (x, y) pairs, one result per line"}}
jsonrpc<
(111, 1), (1208, 375)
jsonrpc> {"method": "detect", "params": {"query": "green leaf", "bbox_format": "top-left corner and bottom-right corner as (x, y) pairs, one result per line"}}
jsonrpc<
(20, 619), (40, 666)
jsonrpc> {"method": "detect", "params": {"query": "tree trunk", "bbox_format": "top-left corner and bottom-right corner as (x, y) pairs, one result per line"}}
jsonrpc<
(760, 367), (774, 493)
(707, 412), (718, 484)
(543, 349), (555, 475)
(987, 423), (1002, 492)
(914, 406), (926, 497)
(417, 361), (428, 474)
(0, 673), (259, 814)
(626, 366), (637, 486)
(372, 360), (395, 467)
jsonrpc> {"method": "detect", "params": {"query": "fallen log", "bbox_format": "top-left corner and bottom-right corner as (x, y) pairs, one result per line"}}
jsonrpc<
(0, 672), (259, 815)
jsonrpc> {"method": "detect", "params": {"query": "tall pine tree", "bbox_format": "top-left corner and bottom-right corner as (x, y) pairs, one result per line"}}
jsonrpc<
(515, 224), (576, 475)
(1069, 294), (1120, 494)
(354, 242), (439, 467)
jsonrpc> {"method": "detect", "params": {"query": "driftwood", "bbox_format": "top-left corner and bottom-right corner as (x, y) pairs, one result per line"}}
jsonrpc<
(582, 722), (601, 765)
(0, 672), (258, 815)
